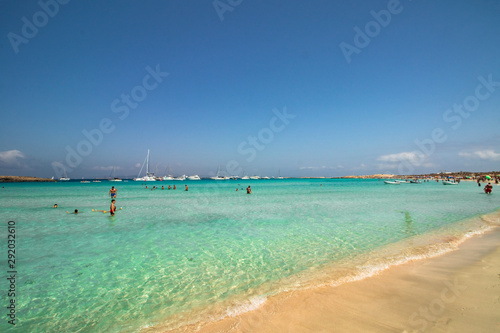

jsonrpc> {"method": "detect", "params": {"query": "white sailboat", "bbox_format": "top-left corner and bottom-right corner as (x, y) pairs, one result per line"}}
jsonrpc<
(162, 165), (174, 180)
(211, 165), (227, 180)
(134, 149), (156, 181)
(59, 167), (70, 181)
(109, 166), (122, 182)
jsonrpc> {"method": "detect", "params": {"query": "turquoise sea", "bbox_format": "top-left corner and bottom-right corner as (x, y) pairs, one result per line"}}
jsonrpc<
(1, 179), (499, 332)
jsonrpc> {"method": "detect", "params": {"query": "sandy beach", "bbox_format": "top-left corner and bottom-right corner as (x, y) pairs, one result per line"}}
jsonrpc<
(162, 217), (500, 333)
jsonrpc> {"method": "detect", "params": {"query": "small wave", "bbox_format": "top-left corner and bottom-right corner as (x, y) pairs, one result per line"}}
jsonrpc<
(325, 222), (496, 288)
(224, 296), (268, 318)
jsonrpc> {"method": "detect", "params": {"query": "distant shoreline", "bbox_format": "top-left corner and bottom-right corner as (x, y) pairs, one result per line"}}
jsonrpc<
(339, 171), (499, 179)
(1, 171), (497, 182)
(0, 176), (56, 183)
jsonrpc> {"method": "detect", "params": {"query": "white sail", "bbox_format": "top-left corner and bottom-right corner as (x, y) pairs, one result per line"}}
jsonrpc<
(109, 166), (122, 181)
(59, 167), (70, 181)
(211, 165), (227, 180)
(134, 149), (156, 181)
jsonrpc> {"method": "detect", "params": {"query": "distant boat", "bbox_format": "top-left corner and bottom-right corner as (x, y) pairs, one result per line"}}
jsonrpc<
(92, 179), (101, 183)
(109, 167), (122, 182)
(173, 175), (187, 181)
(384, 180), (400, 185)
(261, 176), (270, 180)
(211, 166), (227, 180)
(59, 167), (70, 181)
(443, 180), (458, 185)
(409, 180), (421, 183)
(250, 176), (261, 180)
(241, 176), (250, 180)
(134, 149), (156, 181)
(161, 165), (174, 180)
(187, 175), (201, 180)
(276, 169), (284, 179)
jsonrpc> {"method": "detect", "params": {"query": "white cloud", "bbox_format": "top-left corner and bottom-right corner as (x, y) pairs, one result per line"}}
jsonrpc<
(376, 151), (434, 170)
(458, 149), (500, 160)
(92, 166), (122, 171)
(377, 163), (399, 170)
(351, 163), (368, 171)
(0, 150), (25, 166)
(377, 152), (420, 163)
(299, 166), (338, 171)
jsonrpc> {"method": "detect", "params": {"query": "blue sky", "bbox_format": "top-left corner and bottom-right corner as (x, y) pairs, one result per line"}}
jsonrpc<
(1, 0), (499, 178)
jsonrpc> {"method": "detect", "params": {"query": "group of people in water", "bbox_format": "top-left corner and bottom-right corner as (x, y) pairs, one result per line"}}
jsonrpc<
(60, 186), (119, 216)
(145, 184), (188, 191)
(57, 178), (496, 217)
(58, 183), (253, 217)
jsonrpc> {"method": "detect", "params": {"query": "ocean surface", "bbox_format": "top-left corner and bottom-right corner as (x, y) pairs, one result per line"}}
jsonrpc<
(1, 179), (499, 332)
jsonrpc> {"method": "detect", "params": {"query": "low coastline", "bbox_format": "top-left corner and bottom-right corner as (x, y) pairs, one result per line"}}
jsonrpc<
(0, 175), (56, 182)
(155, 210), (500, 333)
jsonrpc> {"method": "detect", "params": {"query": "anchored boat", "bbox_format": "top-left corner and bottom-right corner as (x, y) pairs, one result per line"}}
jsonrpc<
(134, 149), (156, 181)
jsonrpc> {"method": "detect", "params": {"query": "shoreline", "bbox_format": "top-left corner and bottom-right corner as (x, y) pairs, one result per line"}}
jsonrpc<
(151, 210), (500, 332)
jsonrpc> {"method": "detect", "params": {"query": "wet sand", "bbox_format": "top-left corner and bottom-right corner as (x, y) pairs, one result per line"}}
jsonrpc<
(162, 226), (500, 333)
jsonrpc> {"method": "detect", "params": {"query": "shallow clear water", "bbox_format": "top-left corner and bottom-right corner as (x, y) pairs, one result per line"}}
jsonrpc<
(0, 179), (498, 332)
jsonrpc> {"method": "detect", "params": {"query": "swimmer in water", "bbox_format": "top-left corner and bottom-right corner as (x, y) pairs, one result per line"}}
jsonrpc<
(109, 186), (117, 198)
